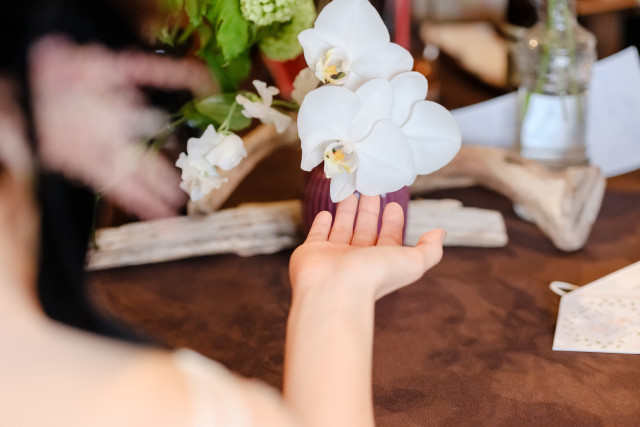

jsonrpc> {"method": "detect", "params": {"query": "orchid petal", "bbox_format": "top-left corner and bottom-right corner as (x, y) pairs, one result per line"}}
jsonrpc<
(329, 171), (357, 202)
(351, 43), (414, 81)
(187, 127), (218, 156)
(390, 72), (428, 126)
(175, 152), (191, 178)
(354, 120), (414, 195)
(253, 80), (279, 105)
(265, 109), (292, 133)
(205, 133), (246, 170)
(314, 0), (389, 59)
(199, 124), (219, 145)
(181, 173), (225, 202)
(298, 29), (334, 76)
(237, 100), (264, 119)
(349, 79), (394, 142)
(297, 85), (360, 166)
(176, 149), (226, 202)
(402, 101), (461, 174)
(190, 156), (216, 175)
(300, 145), (326, 171)
(292, 67), (320, 104)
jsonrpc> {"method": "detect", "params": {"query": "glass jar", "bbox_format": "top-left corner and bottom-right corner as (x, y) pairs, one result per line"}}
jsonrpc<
(516, 0), (596, 169)
(502, 0), (538, 89)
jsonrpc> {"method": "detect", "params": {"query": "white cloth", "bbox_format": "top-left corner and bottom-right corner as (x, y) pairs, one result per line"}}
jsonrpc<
(172, 349), (283, 427)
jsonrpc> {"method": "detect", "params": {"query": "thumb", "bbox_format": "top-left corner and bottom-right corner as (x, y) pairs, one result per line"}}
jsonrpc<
(415, 228), (446, 270)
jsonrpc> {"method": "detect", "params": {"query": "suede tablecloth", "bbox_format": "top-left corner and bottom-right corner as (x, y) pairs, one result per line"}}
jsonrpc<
(88, 163), (640, 426)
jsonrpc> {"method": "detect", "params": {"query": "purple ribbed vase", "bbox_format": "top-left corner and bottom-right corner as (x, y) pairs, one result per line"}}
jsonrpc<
(302, 166), (410, 241)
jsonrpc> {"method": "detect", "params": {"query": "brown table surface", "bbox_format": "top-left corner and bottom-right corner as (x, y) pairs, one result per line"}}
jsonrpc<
(88, 56), (640, 426)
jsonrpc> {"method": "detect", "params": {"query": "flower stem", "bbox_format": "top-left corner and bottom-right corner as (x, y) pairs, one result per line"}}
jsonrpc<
(562, 1), (584, 123)
(219, 101), (238, 133)
(145, 116), (187, 151)
(272, 99), (300, 111)
(520, 0), (581, 123)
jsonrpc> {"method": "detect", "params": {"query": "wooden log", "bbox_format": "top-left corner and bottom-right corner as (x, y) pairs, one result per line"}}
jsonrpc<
(406, 199), (507, 248)
(165, 125), (603, 253)
(88, 200), (303, 270)
(413, 146), (606, 251)
(87, 199), (507, 270)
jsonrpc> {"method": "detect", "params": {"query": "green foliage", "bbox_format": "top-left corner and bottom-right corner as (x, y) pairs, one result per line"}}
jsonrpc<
(179, 101), (214, 129)
(240, 0), (297, 27)
(156, 0), (313, 135)
(159, 0), (315, 91)
(160, 0), (184, 13)
(184, 0), (207, 26)
(207, 1), (250, 62)
(258, 0), (316, 61)
(199, 44), (251, 93)
(196, 94), (252, 131)
(180, 93), (252, 132)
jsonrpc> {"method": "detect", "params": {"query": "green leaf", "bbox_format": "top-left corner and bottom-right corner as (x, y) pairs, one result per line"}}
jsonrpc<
(179, 101), (215, 129)
(185, 0), (206, 27)
(208, 0), (250, 61)
(194, 94), (252, 131)
(196, 24), (213, 52)
(157, 26), (175, 46)
(199, 43), (251, 92)
(222, 49), (252, 89)
(160, 0), (184, 13)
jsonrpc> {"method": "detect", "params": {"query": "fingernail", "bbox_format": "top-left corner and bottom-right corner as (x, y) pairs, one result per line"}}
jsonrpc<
(441, 230), (447, 244)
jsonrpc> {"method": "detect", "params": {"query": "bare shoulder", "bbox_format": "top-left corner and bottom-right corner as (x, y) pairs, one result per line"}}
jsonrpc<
(0, 322), (299, 427)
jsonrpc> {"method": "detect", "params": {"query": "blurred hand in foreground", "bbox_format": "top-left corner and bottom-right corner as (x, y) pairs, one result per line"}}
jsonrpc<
(29, 35), (217, 219)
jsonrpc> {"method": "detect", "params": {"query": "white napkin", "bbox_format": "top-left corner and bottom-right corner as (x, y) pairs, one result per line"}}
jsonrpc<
(551, 261), (640, 354)
(452, 46), (640, 177)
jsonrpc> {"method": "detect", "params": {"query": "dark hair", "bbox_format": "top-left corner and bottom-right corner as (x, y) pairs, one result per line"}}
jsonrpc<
(4, 0), (150, 343)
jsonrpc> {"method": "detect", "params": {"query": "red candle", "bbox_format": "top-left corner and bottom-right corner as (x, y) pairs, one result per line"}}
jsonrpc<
(394, 0), (411, 50)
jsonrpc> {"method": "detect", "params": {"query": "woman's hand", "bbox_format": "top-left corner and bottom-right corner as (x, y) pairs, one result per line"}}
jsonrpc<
(289, 194), (446, 301)
(28, 35), (217, 220)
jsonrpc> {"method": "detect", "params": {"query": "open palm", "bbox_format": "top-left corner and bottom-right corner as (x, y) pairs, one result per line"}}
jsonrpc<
(290, 194), (445, 301)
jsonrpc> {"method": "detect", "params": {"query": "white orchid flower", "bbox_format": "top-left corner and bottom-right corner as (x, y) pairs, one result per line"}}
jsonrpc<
(175, 125), (247, 201)
(205, 131), (246, 171)
(298, 83), (414, 202)
(176, 153), (225, 202)
(235, 80), (292, 133)
(298, 72), (461, 202)
(387, 72), (462, 176)
(298, 0), (413, 90)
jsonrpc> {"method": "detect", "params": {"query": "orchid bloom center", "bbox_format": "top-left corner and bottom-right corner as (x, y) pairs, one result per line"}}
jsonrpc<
(315, 48), (350, 85)
(323, 141), (357, 177)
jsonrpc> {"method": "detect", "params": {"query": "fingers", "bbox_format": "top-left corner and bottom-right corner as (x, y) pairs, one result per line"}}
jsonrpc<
(104, 171), (181, 220)
(328, 194), (358, 244)
(125, 106), (168, 139)
(305, 210), (332, 242)
(133, 152), (187, 209)
(414, 228), (446, 269)
(376, 202), (405, 246)
(117, 52), (218, 96)
(351, 195), (380, 247)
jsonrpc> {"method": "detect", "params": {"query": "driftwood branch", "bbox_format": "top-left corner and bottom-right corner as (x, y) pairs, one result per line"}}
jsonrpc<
(87, 199), (507, 270)
(181, 120), (604, 252)
(406, 199), (507, 248)
(413, 146), (606, 251)
(95, 122), (603, 266)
